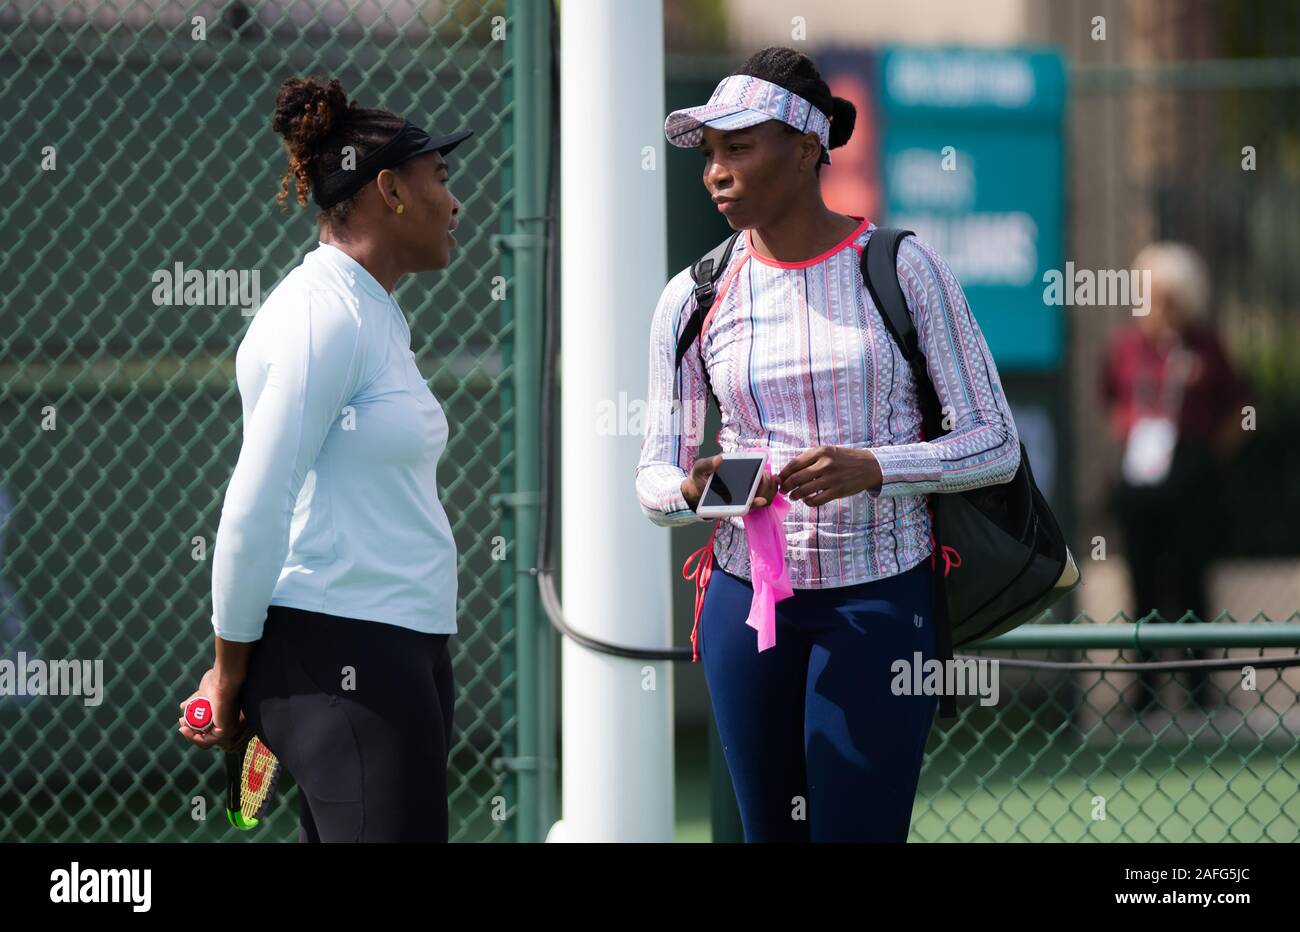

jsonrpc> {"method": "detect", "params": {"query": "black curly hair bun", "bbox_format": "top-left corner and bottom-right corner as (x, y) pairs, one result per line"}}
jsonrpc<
(829, 96), (857, 149)
(272, 76), (352, 157)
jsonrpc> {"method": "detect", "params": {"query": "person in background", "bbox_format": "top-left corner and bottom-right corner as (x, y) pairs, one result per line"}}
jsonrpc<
(1100, 241), (1250, 710)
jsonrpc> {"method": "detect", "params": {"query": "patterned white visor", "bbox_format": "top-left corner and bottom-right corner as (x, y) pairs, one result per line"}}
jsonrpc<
(664, 74), (833, 165)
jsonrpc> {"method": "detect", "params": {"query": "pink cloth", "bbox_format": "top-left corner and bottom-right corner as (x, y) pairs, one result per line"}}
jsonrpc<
(742, 466), (794, 652)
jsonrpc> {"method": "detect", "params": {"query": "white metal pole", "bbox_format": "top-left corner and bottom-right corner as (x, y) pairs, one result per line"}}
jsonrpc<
(548, 0), (673, 842)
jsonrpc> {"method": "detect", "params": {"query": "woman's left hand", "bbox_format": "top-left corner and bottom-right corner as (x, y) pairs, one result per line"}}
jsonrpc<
(778, 445), (882, 507)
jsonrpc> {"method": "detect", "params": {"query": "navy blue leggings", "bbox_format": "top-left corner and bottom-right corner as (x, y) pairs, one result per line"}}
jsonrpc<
(699, 557), (937, 842)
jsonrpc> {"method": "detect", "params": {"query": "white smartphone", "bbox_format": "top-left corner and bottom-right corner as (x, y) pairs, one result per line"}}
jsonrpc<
(695, 451), (769, 518)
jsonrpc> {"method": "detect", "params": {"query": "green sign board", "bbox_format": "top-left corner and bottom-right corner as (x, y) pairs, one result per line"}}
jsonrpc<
(878, 47), (1068, 371)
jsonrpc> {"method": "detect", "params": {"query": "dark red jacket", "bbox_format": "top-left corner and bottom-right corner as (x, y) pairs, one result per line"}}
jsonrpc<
(1100, 322), (1249, 447)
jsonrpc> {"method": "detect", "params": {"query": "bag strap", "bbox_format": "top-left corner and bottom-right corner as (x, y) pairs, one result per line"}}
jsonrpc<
(675, 231), (742, 373)
(861, 228), (946, 441)
(671, 231), (741, 411)
(861, 227), (958, 720)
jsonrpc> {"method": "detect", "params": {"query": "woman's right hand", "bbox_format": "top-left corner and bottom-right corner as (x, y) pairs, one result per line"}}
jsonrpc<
(681, 455), (779, 511)
(178, 666), (247, 752)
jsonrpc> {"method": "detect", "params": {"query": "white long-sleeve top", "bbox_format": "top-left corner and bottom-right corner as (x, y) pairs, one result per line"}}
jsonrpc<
(636, 218), (1021, 588)
(210, 242), (458, 642)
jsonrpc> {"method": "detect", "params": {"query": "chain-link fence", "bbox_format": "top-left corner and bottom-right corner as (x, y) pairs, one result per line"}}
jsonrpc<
(6, 0), (1296, 847)
(0, 0), (535, 841)
(912, 619), (1300, 842)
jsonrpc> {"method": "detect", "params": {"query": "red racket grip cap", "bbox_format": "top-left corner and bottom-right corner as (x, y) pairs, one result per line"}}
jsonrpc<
(184, 696), (214, 732)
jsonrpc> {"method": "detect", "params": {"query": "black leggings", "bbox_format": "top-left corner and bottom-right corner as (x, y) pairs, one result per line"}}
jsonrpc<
(240, 605), (455, 842)
(1113, 438), (1222, 706)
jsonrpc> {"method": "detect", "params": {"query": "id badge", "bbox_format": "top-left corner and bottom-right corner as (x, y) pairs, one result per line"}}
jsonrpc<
(1122, 415), (1177, 486)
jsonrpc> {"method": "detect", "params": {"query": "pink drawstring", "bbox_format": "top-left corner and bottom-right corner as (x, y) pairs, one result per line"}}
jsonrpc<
(926, 502), (961, 577)
(683, 522), (720, 663)
(933, 542), (962, 576)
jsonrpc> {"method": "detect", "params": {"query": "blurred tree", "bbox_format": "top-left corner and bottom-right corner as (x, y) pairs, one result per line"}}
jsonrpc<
(664, 0), (729, 52)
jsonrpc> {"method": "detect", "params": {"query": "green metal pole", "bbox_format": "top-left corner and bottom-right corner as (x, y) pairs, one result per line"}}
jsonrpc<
(502, 0), (550, 842)
(973, 622), (1300, 651)
(527, 0), (559, 840)
(497, 21), (519, 841)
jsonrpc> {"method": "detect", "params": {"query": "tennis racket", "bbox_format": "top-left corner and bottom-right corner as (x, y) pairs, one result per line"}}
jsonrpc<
(183, 694), (282, 829)
(225, 732), (282, 830)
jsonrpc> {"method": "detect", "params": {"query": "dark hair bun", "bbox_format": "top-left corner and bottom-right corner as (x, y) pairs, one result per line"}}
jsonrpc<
(828, 96), (856, 149)
(272, 76), (351, 160)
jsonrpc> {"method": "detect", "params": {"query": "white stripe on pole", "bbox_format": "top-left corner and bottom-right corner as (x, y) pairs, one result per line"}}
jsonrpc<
(548, 0), (674, 842)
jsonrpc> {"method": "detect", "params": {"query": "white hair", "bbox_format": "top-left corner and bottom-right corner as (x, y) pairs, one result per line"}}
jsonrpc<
(1132, 241), (1211, 322)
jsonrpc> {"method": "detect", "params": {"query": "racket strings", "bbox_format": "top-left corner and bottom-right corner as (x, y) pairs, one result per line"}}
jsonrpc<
(239, 737), (281, 821)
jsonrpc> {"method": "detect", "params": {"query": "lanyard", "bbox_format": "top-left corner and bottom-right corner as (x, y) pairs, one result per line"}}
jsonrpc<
(1135, 338), (1192, 419)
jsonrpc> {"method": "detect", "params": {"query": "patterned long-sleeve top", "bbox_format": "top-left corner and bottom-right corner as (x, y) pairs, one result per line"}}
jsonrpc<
(635, 217), (1021, 588)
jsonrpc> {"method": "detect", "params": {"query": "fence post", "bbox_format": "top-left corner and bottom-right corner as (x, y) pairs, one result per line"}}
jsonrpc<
(500, 0), (552, 843)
